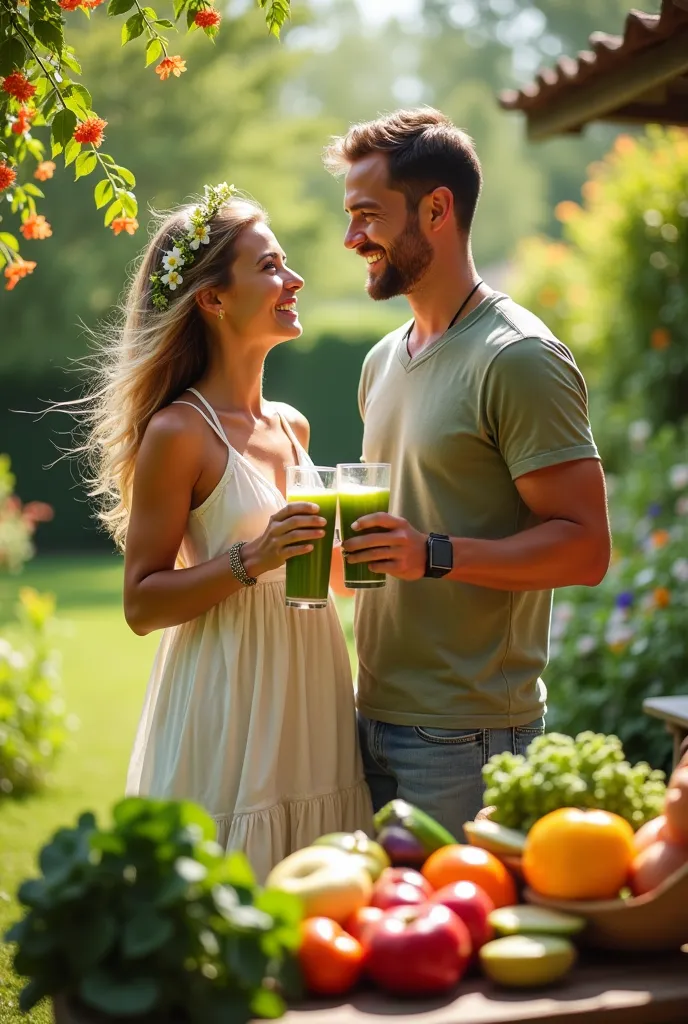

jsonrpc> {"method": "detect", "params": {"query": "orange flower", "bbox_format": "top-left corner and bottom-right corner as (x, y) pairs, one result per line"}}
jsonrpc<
(83, 0), (105, 6)
(11, 105), (35, 135)
(651, 327), (671, 350)
(651, 529), (670, 549)
(34, 160), (56, 181)
(20, 214), (52, 240)
(614, 135), (636, 156)
(73, 116), (107, 147)
(155, 56), (187, 81)
(58, 0), (83, 9)
(194, 7), (221, 27)
(2, 71), (36, 102)
(653, 587), (671, 609)
(4, 257), (37, 291)
(0, 161), (16, 192)
(581, 180), (602, 203)
(111, 215), (139, 236)
(554, 200), (581, 223)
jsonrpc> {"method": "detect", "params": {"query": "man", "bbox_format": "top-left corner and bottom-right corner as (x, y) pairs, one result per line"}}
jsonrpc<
(323, 108), (612, 839)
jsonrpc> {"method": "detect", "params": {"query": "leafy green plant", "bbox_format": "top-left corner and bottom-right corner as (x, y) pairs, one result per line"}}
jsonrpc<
(5, 796), (303, 1022)
(546, 422), (688, 771)
(0, 453), (53, 573)
(0, 585), (72, 796)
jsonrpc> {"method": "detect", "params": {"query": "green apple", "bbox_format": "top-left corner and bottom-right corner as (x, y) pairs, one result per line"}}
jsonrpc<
(480, 934), (577, 988)
(265, 845), (373, 923)
(313, 830), (390, 881)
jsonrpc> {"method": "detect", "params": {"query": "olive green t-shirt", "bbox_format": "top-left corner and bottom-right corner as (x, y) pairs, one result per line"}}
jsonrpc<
(354, 292), (599, 729)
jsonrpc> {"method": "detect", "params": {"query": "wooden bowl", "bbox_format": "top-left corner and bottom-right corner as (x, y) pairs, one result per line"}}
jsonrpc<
(524, 861), (688, 952)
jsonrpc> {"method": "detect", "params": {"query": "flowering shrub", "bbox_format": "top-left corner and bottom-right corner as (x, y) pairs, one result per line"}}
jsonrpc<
(546, 422), (688, 771)
(0, 586), (75, 796)
(0, 0), (291, 288)
(0, 453), (53, 572)
(509, 128), (688, 446)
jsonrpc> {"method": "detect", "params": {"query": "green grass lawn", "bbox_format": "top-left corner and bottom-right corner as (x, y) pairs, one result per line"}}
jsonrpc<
(0, 555), (356, 1022)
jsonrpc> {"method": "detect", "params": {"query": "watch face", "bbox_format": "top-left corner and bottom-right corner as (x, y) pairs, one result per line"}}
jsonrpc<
(431, 537), (453, 571)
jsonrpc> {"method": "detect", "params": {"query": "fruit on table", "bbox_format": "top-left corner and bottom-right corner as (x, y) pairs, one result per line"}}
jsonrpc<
(364, 902), (472, 995)
(371, 866), (433, 910)
(377, 825), (427, 868)
(299, 917), (366, 996)
(522, 808), (635, 900)
(480, 934), (577, 988)
(313, 831), (391, 881)
(629, 837), (688, 896)
(664, 766), (688, 845)
(265, 845), (373, 923)
(488, 905), (586, 938)
(482, 731), (666, 833)
(422, 844), (517, 908)
(373, 799), (457, 854)
(343, 905), (384, 944)
(463, 819), (527, 857)
(429, 881), (495, 954)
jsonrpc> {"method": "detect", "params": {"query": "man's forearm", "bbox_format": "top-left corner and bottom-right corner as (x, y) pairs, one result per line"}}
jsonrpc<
(447, 519), (610, 591)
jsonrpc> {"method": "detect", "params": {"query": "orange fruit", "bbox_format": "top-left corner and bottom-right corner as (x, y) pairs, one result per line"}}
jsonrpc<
(421, 845), (517, 908)
(523, 808), (635, 901)
(299, 917), (365, 995)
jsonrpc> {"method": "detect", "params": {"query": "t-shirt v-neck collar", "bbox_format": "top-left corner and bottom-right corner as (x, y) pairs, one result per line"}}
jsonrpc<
(396, 292), (506, 372)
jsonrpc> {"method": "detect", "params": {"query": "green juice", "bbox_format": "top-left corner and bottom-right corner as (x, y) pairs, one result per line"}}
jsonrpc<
(285, 489), (338, 607)
(338, 485), (391, 588)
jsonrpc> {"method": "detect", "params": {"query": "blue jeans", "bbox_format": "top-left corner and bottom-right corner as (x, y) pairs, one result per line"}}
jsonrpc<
(358, 713), (545, 842)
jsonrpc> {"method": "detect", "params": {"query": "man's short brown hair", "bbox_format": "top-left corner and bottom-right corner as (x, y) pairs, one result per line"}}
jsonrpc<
(324, 107), (483, 234)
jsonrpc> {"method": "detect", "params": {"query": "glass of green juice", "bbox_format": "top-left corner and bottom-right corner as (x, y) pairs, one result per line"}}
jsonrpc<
(336, 463), (391, 589)
(284, 466), (338, 610)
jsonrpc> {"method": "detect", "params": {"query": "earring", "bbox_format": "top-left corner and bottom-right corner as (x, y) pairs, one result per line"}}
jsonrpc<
(217, 309), (225, 320)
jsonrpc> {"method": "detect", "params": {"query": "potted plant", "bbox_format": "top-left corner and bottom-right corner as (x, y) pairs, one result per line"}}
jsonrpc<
(4, 797), (303, 1023)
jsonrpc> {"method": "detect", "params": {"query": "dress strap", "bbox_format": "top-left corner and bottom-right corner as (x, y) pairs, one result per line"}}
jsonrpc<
(171, 399), (231, 450)
(273, 404), (305, 466)
(186, 387), (228, 435)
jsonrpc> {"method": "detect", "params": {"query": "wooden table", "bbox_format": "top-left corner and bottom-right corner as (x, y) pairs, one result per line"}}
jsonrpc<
(283, 950), (688, 1024)
(643, 696), (688, 768)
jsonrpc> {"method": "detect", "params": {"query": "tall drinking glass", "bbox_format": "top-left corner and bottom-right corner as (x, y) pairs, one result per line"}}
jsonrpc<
(285, 466), (337, 610)
(337, 463), (391, 589)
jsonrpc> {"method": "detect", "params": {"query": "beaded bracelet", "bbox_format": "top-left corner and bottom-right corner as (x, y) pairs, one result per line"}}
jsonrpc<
(228, 541), (257, 586)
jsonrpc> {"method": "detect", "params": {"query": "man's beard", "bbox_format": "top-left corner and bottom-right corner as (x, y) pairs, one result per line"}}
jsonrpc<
(366, 210), (433, 301)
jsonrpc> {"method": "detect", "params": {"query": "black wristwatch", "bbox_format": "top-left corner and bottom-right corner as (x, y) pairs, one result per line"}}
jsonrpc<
(424, 533), (453, 578)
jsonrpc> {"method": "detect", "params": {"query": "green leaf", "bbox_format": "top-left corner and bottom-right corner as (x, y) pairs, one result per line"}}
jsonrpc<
(173, 0), (186, 19)
(33, 20), (65, 55)
(122, 910), (174, 958)
(155, 18), (175, 28)
(80, 972), (160, 1017)
(145, 38), (163, 66)
(120, 191), (138, 218)
(23, 183), (45, 199)
(76, 151), (97, 180)
(108, 0), (136, 14)
(254, 888), (302, 929)
(104, 199), (123, 227)
(18, 976), (53, 1014)
(0, 232), (20, 252)
(122, 13), (145, 43)
(250, 987), (285, 1020)
(225, 935), (268, 988)
(64, 914), (118, 969)
(51, 108), (77, 149)
(64, 137), (81, 168)
(0, 38), (26, 77)
(94, 179), (114, 209)
(61, 50), (82, 74)
(115, 165), (136, 187)
(142, 6), (157, 17)
(51, 140), (63, 158)
(64, 84), (92, 118)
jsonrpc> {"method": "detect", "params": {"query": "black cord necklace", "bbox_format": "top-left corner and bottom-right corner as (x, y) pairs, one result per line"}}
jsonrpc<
(404, 278), (484, 354)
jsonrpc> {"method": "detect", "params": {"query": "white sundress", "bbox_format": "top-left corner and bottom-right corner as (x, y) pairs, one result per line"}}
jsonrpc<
(126, 388), (373, 882)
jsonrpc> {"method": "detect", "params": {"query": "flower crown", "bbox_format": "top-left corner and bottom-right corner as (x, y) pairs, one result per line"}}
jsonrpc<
(149, 182), (238, 311)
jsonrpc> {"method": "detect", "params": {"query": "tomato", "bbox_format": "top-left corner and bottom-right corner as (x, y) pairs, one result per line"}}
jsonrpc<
(299, 917), (366, 996)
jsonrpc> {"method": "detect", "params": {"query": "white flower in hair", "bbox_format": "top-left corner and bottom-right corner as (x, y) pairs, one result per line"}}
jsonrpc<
(162, 246), (185, 271)
(161, 269), (183, 290)
(188, 224), (210, 250)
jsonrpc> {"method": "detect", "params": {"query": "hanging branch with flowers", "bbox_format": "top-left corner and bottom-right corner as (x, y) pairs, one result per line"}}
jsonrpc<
(0, 0), (291, 291)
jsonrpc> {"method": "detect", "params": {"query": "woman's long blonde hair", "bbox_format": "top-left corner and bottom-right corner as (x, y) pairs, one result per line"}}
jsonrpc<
(82, 192), (265, 550)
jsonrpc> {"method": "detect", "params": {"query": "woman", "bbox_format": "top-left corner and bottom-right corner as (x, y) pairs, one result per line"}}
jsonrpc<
(87, 182), (372, 881)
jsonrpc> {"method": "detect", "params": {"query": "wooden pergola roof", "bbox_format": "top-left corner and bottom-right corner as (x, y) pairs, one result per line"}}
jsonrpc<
(499, 0), (688, 140)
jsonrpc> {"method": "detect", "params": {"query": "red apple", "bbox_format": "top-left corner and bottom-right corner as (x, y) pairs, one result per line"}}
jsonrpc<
(370, 867), (434, 912)
(344, 905), (385, 944)
(365, 903), (472, 995)
(429, 880), (495, 955)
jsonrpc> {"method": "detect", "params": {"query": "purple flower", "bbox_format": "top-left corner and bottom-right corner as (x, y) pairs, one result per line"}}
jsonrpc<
(648, 502), (662, 518)
(615, 591), (634, 610)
